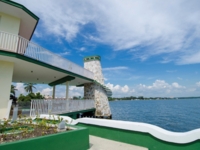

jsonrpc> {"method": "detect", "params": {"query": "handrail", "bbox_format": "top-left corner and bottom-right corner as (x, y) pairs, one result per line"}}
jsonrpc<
(0, 31), (94, 79)
(30, 99), (95, 116)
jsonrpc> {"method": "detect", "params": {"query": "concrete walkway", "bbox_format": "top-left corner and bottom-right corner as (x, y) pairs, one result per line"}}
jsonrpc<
(89, 135), (148, 150)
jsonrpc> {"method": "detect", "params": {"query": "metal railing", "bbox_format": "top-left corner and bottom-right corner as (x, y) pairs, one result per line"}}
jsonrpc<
(30, 99), (95, 117)
(0, 31), (94, 79)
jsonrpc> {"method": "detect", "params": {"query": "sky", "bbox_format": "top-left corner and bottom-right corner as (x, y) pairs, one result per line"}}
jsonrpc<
(13, 0), (200, 98)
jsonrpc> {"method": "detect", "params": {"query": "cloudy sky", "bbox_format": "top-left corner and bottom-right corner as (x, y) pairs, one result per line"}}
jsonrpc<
(14, 0), (200, 98)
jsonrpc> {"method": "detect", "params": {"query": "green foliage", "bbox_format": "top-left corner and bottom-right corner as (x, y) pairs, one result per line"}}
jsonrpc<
(108, 96), (136, 101)
(0, 115), (65, 143)
(73, 96), (80, 100)
(10, 85), (17, 96)
(24, 83), (36, 93)
(18, 92), (44, 102)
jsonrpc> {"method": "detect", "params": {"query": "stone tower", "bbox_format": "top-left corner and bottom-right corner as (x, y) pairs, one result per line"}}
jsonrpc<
(84, 56), (112, 117)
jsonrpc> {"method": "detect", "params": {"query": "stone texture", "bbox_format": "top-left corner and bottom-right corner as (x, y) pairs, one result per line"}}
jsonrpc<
(84, 59), (111, 117)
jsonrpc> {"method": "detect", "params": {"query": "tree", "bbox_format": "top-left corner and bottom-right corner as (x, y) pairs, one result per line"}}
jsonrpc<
(24, 83), (36, 93)
(73, 96), (79, 100)
(18, 92), (44, 102)
(11, 85), (17, 96)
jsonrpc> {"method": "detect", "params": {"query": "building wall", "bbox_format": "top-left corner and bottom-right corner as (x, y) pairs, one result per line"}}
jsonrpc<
(84, 59), (111, 117)
(0, 12), (20, 34)
(0, 61), (14, 119)
(0, 12), (20, 53)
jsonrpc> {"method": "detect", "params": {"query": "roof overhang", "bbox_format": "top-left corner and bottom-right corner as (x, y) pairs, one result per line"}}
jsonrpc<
(0, 0), (39, 40)
(0, 50), (93, 86)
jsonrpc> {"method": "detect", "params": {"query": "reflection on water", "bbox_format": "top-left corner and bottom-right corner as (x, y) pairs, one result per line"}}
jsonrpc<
(109, 99), (200, 132)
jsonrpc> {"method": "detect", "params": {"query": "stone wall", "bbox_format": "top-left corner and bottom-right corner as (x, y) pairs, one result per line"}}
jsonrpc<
(84, 57), (111, 117)
(84, 60), (104, 84)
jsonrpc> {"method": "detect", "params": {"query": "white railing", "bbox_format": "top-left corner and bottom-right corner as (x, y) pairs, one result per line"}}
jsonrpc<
(30, 99), (95, 117)
(0, 31), (94, 79)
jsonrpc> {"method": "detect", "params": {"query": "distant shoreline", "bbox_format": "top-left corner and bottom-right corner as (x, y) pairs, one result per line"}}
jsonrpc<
(108, 96), (200, 101)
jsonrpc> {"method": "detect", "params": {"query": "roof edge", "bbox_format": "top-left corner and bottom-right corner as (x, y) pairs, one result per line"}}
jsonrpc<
(1, 0), (39, 40)
(0, 50), (94, 83)
(1, 0), (39, 20)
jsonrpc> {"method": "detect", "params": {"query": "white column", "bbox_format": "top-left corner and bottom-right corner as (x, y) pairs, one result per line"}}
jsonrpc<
(66, 81), (69, 99)
(0, 61), (14, 119)
(52, 86), (56, 99)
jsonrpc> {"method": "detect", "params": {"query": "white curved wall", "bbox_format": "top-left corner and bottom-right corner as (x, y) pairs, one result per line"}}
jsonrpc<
(72, 118), (200, 144)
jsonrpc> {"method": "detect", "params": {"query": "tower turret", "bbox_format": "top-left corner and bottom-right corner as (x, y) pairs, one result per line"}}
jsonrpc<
(84, 55), (112, 117)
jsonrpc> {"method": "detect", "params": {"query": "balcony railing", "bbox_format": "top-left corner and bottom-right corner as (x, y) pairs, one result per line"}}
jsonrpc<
(0, 31), (94, 79)
(30, 99), (95, 117)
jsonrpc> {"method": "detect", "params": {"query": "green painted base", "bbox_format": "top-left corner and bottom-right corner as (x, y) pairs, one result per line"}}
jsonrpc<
(78, 123), (200, 150)
(0, 126), (89, 150)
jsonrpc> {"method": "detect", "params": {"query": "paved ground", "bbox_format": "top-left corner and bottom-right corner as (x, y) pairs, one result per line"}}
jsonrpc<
(89, 135), (148, 150)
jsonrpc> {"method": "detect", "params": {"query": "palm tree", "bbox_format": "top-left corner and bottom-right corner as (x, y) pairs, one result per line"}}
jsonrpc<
(11, 85), (17, 96)
(24, 83), (36, 93)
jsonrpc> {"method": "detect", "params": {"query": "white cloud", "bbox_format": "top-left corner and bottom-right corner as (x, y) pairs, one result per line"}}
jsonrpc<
(104, 77), (108, 81)
(103, 66), (128, 71)
(196, 82), (200, 87)
(106, 80), (188, 97)
(15, 83), (25, 95)
(172, 82), (185, 89)
(40, 88), (52, 96)
(166, 70), (177, 73)
(128, 76), (142, 80)
(106, 83), (130, 96)
(69, 86), (84, 98)
(59, 51), (71, 56)
(122, 85), (129, 93)
(14, 0), (200, 64)
(135, 80), (187, 97)
(177, 77), (182, 80)
(79, 47), (86, 51)
(178, 51), (200, 65)
(53, 86), (84, 98)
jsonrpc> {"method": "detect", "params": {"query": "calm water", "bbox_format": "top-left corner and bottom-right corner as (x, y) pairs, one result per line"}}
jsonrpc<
(109, 99), (200, 132)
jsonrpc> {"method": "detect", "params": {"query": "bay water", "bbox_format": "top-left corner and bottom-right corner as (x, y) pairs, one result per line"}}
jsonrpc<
(109, 99), (200, 132)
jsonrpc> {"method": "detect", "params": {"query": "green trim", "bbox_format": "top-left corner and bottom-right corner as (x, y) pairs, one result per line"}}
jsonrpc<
(0, 0), (39, 20)
(76, 84), (85, 87)
(0, 0), (39, 40)
(0, 125), (89, 150)
(49, 76), (75, 86)
(84, 55), (101, 62)
(30, 18), (39, 40)
(0, 50), (94, 83)
(78, 123), (200, 150)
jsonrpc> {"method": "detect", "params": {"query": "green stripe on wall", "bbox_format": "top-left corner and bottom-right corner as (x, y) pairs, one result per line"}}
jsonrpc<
(78, 123), (200, 150)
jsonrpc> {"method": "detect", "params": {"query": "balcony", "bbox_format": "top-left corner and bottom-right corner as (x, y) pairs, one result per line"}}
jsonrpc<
(0, 31), (94, 80)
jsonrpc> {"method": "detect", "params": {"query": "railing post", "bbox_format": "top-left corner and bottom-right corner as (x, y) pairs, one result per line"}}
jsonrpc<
(30, 100), (33, 117)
